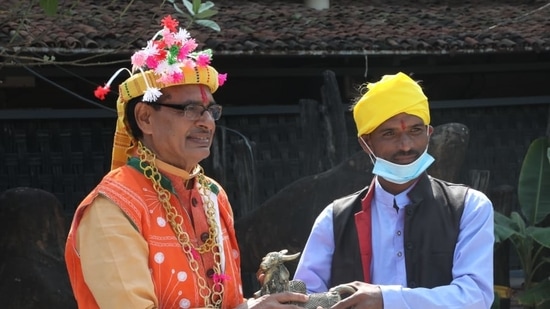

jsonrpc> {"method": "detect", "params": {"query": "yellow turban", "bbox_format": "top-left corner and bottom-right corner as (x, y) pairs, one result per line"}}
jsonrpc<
(352, 72), (430, 136)
(111, 65), (222, 170)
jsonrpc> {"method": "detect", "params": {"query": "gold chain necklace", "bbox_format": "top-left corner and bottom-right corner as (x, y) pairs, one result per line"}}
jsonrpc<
(137, 142), (225, 308)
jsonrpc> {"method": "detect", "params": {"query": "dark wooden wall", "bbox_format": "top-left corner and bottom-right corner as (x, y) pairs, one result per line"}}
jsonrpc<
(1, 52), (549, 221)
(1, 90), (548, 220)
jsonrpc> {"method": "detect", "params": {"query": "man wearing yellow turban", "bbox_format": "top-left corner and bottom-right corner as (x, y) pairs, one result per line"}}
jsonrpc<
(294, 72), (495, 309)
(353, 72), (430, 137)
(65, 15), (307, 309)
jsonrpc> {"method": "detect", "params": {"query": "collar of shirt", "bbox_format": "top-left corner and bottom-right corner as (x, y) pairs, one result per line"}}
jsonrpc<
(373, 176), (414, 211)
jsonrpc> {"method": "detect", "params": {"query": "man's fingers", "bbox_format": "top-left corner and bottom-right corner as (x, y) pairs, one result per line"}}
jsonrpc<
(272, 291), (309, 304)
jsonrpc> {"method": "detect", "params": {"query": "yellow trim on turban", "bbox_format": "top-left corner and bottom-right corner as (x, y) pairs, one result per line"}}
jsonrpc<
(352, 72), (430, 136)
(119, 65), (219, 102)
(110, 65), (220, 170)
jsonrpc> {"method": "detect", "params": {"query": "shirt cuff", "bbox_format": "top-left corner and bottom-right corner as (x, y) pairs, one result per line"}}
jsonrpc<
(379, 284), (405, 308)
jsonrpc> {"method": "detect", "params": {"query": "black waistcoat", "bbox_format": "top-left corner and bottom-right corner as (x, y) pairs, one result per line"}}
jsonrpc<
(330, 174), (468, 288)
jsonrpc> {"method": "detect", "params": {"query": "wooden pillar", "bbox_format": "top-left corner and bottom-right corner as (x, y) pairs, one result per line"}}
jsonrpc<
(299, 98), (324, 176)
(320, 70), (349, 167)
(468, 169), (491, 193)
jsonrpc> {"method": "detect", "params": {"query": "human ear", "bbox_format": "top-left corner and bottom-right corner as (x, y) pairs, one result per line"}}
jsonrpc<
(135, 102), (153, 135)
(427, 125), (434, 137)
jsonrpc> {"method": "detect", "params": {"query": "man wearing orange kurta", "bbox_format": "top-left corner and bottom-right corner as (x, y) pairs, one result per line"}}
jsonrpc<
(65, 15), (308, 309)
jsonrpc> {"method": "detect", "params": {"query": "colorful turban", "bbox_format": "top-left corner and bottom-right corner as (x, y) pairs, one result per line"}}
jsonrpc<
(93, 15), (227, 170)
(352, 72), (429, 136)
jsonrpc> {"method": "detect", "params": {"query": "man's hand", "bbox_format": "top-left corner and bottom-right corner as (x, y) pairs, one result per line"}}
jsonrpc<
(330, 281), (383, 309)
(237, 292), (309, 309)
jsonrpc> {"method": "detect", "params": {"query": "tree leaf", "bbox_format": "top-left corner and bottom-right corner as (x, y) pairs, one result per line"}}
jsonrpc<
(195, 19), (221, 32)
(171, 2), (185, 15)
(494, 223), (516, 243)
(517, 278), (550, 306)
(494, 210), (515, 227)
(182, 0), (195, 16)
(494, 211), (522, 243)
(199, 1), (216, 13)
(39, 0), (58, 16)
(527, 226), (550, 248)
(518, 137), (550, 225)
(192, 0), (202, 14)
(510, 211), (527, 233)
(195, 9), (217, 20)
(171, 3), (193, 24)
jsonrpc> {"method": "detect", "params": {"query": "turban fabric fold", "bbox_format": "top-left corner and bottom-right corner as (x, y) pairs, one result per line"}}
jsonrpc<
(353, 72), (430, 136)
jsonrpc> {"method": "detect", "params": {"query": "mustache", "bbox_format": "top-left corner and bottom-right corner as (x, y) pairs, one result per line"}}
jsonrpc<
(391, 150), (420, 160)
(190, 127), (212, 135)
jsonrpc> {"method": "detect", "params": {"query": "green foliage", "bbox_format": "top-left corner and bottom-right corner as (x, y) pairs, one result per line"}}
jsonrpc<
(518, 278), (550, 307)
(35, 0), (220, 31)
(491, 292), (501, 309)
(518, 138), (550, 225)
(494, 137), (550, 308)
(39, 0), (59, 16)
(169, 0), (221, 32)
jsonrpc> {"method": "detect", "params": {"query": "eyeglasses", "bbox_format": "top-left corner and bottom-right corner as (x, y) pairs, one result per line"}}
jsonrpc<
(152, 102), (223, 121)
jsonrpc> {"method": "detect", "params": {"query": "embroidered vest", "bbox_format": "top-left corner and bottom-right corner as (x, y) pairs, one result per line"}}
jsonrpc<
(331, 174), (467, 288)
(65, 164), (244, 309)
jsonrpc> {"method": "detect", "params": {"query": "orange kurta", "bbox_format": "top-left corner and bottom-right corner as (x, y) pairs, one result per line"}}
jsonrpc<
(65, 161), (244, 309)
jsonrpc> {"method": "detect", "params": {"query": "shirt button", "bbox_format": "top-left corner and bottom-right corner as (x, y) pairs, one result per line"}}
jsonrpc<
(206, 268), (214, 278)
(397, 251), (403, 257)
(200, 232), (209, 242)
(191, 197), (198, 207)
(396, 231), (402, 236)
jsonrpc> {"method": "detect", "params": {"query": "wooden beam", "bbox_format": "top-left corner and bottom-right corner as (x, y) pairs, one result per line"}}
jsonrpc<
(1, 96), (549, 120)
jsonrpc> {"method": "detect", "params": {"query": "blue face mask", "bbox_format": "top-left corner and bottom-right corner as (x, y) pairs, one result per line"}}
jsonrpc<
(360, 136), (435, 184)
(371, 149), (434, 184)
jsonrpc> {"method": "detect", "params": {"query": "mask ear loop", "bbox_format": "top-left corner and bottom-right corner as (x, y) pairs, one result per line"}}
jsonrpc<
(358, 136), (377, 165)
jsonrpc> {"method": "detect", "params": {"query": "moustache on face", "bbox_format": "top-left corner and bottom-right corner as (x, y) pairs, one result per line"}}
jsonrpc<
(392, 150), (420, 160)
(190, 128), (212, 135)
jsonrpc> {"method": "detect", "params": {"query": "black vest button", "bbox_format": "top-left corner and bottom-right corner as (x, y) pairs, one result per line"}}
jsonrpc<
(406, 242), (413, 250)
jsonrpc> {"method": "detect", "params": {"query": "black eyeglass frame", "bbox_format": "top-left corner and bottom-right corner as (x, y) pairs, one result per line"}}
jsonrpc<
(151, 102), (223, 120)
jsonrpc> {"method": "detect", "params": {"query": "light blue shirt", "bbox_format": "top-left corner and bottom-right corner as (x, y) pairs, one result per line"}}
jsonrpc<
(293, 177), (495, 309)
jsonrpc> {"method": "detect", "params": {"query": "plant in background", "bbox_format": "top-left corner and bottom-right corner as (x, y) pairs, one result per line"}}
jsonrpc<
(39, 0), (58, 16)
(494, 137), (550, 308)
(168, 0), (221, 32)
